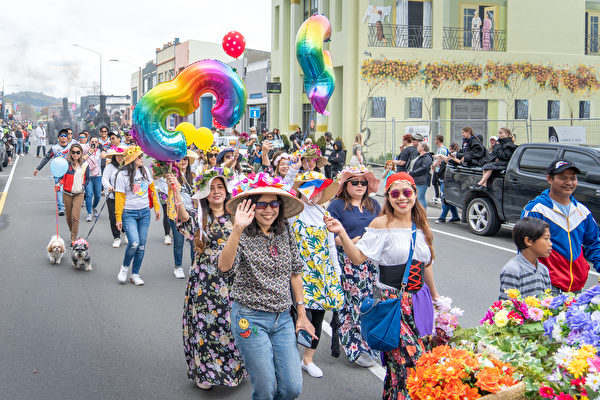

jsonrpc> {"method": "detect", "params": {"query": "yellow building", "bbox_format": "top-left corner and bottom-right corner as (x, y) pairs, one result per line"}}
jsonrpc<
(270, 0), (600, 162)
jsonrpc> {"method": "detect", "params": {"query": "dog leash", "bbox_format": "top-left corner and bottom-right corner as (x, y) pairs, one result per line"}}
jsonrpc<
(55, 190), (59, 237)
(84, 197), (108, 241)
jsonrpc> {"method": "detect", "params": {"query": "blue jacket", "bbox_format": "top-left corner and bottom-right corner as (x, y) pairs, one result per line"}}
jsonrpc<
(522, 189), (600, 292)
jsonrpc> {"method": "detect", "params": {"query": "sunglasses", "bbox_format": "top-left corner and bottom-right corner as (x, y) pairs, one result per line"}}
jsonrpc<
(59, 134), (67, 138)
(207, 153), (217, 158)
(255, 200), (280, 210)
(389, 188), (414, 199)
(78, 136), (86, 139)
(71, 150), (81, 155)
(349, 180), (368, 187)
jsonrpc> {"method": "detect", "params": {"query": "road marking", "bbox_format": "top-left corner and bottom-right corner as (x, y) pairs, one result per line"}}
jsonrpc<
(0, 155), (20, 216)
(431, 227), (600, 277)
(321, 320), (386, 381)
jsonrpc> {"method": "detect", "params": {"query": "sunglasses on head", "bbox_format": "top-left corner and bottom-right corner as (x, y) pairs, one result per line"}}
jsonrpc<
(349, 180), (368, 187)
(389, 188), (414, 199)
(71, 150), (81, 155)
(255, 200), (280, 210)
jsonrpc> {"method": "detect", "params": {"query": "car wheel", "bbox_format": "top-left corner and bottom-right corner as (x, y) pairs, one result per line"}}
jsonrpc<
(466, 197), (501, 236)
(2, 155), (7, 167)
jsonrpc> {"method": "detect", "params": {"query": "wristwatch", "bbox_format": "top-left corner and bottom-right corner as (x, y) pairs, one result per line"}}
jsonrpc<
(294, 300), (305, 307)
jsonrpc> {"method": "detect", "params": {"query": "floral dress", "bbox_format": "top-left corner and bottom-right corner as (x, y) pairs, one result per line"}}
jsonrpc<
(177, 211), (246, 387)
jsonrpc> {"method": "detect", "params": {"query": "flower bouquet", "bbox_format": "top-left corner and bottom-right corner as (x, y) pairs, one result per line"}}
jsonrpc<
(433, 296), (464, 345)
(237, 131), (250, 144)
(150, 160), (180, 179)
(479, 289), (548, 336)
(407, 345), (522, 400)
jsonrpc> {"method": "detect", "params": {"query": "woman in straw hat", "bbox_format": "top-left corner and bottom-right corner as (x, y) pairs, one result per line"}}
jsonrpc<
(166, 150), (199, 279)
(290, 171), (343, 378)
(167, 166), (247, 390)
(325, 172), (439, 400)
(294, 144), (328, 173)
(326, 164), (381, 366)
(114, 146), (160, 286)
(102, 145), (127, 247)
(218, 173), (316, 399)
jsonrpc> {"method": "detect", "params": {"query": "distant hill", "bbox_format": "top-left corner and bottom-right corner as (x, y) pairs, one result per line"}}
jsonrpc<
(3, 91), (60, 109)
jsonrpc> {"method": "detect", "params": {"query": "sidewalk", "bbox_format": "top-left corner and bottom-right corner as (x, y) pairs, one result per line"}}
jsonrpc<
(368, 165), (442, 209)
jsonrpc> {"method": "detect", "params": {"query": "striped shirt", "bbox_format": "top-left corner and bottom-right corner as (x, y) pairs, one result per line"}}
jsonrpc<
(499, 253), (552, 300)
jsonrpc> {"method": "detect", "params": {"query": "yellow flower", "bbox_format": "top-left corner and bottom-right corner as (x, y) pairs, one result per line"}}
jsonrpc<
(575, 345), (596, 361)
(567, 358), (588, 378)
(506, 289), (520, 299)
(494, 309), (509, 327)
(524, 296), (540, 307)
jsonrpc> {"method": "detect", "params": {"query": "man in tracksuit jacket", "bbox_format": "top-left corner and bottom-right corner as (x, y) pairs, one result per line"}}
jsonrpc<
(522, 159), (600, 293)
(33, 128), (73, 215)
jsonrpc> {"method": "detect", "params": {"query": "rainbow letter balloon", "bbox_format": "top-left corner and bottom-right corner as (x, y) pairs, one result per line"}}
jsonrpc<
(132, 59), (247, 161)
(295, 14), (335, 116)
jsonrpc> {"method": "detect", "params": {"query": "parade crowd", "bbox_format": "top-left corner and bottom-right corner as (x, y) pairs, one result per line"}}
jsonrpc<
(19, 122), (600, 400)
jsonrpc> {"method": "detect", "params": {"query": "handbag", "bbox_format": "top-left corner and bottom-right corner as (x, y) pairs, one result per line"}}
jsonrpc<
(359, 224), (417, 352)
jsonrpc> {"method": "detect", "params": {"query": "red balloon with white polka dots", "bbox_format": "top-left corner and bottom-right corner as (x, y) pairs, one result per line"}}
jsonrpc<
(222, 31), (246, 59)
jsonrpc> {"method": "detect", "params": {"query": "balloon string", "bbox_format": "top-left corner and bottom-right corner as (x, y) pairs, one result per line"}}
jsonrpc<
(302, 105), (316, 143)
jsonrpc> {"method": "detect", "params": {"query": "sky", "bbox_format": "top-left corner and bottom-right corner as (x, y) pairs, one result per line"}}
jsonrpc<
(0, 0), (271, 101)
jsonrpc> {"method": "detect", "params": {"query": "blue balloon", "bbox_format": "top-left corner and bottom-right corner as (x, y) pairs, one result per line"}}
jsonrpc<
(50, 157), (68, 178)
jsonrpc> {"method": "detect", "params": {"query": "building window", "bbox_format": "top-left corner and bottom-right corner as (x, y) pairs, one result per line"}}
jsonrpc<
(274, 5), (280, 49)
(304, 0), (319, 20)
(409, 98), (422, 118)
(335, 0), (342, 31)
(579, 101), (591, 119)
(515, 100), (529, 119)
(547, 100), (560, 119)
(370, 97), (386, 118)
(158, 73), (163, 83)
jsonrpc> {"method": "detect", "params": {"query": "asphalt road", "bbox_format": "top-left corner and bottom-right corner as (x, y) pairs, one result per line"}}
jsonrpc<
(1, 155), (598, 400)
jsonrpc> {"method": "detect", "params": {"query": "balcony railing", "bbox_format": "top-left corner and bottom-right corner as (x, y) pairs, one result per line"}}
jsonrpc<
(443, 27), (506, 51)
(585, 34), (600, 55)
(367, 23), (432, 48)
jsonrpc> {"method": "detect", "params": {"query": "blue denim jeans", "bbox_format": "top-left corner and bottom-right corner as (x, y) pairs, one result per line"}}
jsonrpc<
(122, 208), (151, 274)
(439, 181), (459, 220)
(168, 219), (194, 267)
(231, 301), (302, 400)
(85, 176), (102, 214)
(54, 176), (64, 211)
(16, 138), (23, 154)
(416, 184), (428, 209)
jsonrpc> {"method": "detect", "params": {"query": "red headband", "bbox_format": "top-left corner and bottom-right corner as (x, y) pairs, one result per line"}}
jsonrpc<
(385, 172), (415, 191)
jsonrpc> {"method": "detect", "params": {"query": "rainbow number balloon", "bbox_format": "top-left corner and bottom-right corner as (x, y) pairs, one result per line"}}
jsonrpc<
(132, 59), (247, 161)
(295, 14), (335, 116)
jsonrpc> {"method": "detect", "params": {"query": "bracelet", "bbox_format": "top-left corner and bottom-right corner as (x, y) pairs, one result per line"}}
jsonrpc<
(294, 300), (305, 306)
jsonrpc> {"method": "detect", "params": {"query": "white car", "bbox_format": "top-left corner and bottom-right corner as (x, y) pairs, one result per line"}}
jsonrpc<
(215, 136), (248, 156)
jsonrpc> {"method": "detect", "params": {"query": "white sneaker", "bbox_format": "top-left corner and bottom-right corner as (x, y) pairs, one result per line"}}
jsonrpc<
(117, 266), (128, 283)
(355, 353), (375, 368)
(93, 208), (99, 217)
(301, 361), (323, 378)
(164, 235), (172, 245)
(112, 238), (121, 248)
(122, 234), (128, 244)
(130, 274), (144, 286)
(174, 267), (185, 279)
(86, 214), (92, 222)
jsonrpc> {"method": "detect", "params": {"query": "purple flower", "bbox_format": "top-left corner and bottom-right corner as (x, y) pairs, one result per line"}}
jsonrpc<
(480, 309), (495, 325)
(543, 317), (556, 338)
(550, 294), (568, 309)
(566, 307), (592, 332)
(576, 285), (600, 306)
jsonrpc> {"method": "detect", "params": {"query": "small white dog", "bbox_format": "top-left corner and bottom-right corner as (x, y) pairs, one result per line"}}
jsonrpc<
(47, 235), (66, 264)
(71, 238), (92, 271)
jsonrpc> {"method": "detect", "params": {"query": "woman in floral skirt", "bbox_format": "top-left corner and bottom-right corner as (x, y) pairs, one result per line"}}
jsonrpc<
(167, 167), (246, 390)
(326, 172), (439, 399)
(327, 165), (381, 366)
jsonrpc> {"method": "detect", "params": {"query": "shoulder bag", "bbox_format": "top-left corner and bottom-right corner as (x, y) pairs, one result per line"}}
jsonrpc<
(359, 224), (417, 352)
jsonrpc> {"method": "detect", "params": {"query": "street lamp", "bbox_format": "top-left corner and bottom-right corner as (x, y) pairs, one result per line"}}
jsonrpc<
(109, 59), (143, 103)
(73, 44), (102, 96)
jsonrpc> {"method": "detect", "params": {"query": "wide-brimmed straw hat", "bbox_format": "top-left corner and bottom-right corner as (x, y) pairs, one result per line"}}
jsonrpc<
(185, 149), (199, 161)
(123, 146), (144, 166)
(335, 164), (381, 196)
(294, 144), (328, 168)
(226, 173), (304, 219)
(192, 167), (234, 200)
(293, 171), (339, 205)
(105, 145), (127, 158)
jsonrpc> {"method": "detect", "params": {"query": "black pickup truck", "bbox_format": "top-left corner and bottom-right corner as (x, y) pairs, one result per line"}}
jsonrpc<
(444, 143), (600, 236)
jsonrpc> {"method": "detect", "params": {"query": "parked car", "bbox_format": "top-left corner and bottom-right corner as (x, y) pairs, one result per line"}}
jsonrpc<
(0, 142), (6, 171)
(444, 143), (600, 236)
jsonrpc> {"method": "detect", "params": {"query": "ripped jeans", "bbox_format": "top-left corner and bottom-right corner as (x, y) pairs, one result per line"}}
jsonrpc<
(121, 208), (151, 274)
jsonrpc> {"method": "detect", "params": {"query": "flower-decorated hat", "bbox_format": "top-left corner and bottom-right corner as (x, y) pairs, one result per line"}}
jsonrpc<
(226, 173), (304, 218)
(293, 171), (339, 205)
(206, 145), (220, 155)
(123, 146), (144, 166)
(335, 164), (381, 196)
(105, 144), (127, 158)
(293, 144), (328, 168)
(192, 167), (234, 200)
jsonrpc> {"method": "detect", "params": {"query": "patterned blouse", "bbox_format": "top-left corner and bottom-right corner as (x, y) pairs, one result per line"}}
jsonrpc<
(232, 223), (303, 313)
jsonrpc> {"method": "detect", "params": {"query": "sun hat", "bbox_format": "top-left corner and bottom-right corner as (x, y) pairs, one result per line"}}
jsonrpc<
(273, 152), (291, 168)
(105, 144), (127, 158)
(216, 147), (235, 164)
(185, 149), (199, 161)
(192, 166), (234, 200)
(226, 173), (304, 219)
(335, 164), (381, 196)
(385, 172), (416, 191)
(293, 171), (339, 205)
(294, 144), (328, 168)
(123, 146), (144, 166)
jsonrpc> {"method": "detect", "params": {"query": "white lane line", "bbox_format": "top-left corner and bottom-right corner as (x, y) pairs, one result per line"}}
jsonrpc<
(321, 320), (386, 381)
(431, 227), (600, 277)
(0, 155), (20, 216)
